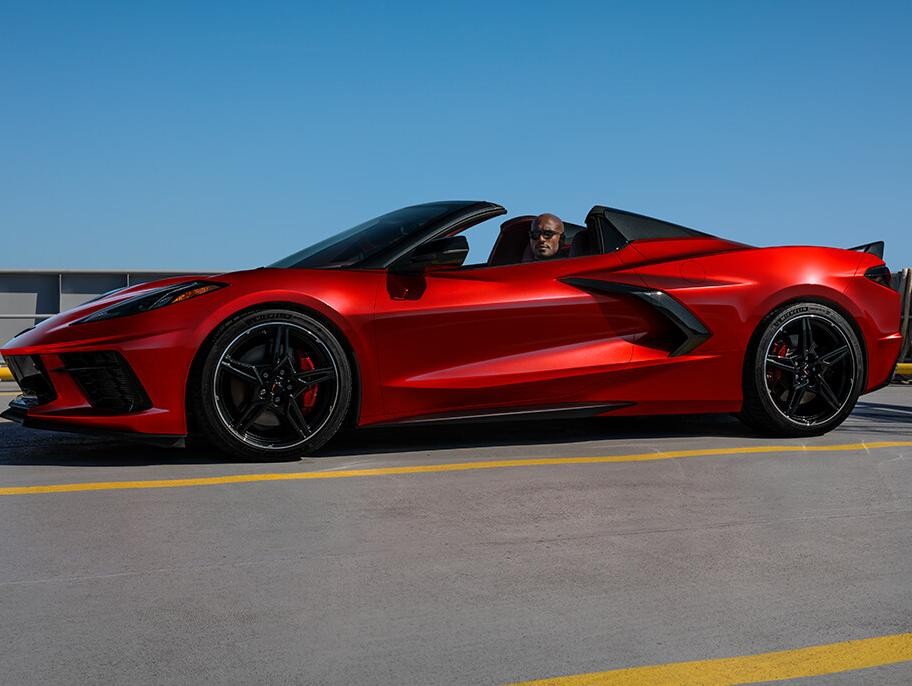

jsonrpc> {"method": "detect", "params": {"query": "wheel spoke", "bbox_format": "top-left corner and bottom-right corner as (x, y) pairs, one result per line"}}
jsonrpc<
(785, 381), (809, 415)
(817, 377), (842, 411)
(220, 356), (261, 383)
(272, 325), (291, 365)
(818, 345), (849, 369)
(766, 355), (798, 373)
(800, 317), (814, 357)
(293, 367), (335, 390)
(281, 400), (313, 438)
(233, 400), (266, 433)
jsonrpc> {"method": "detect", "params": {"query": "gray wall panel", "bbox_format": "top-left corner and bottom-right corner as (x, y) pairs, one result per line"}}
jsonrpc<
(60, 274), (128, 312)
(0, 317), (45, 348)
(0, 274), (60, 316)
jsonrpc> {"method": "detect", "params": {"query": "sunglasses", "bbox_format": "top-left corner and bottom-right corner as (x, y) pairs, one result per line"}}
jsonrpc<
(529, 229), (562, 240)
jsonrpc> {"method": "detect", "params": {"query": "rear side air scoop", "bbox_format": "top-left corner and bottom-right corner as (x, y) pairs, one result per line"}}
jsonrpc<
(561, 277), (711, 357)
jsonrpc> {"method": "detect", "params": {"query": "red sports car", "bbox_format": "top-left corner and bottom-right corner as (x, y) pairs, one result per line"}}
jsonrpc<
(1, 202), (903, 460)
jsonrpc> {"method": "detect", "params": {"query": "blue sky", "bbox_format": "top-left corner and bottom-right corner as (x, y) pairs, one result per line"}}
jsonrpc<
(2, 1), (910, 271)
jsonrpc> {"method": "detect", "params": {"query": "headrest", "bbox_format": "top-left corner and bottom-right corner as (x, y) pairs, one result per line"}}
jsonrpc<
(569, 230), (592, 257)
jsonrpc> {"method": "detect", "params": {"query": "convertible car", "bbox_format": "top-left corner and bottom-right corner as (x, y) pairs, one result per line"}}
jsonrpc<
(1, 201), (903, 459)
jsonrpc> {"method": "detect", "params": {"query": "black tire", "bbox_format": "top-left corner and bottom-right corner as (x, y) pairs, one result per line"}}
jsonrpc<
(739, 302), (864, 437)
(189, 308), (352, 460)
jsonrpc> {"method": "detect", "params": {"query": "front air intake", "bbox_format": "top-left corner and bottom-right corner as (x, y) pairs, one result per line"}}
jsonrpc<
(5, 355), (57, 405)
(60, 351), (152, 413)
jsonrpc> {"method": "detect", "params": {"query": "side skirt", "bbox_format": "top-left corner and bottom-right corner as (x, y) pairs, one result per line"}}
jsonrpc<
(372, 402), (632, 428)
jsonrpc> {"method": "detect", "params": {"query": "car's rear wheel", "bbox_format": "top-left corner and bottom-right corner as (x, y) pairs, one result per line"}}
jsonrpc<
(190, 308), (352, 460)
(739, 302), (864, 436)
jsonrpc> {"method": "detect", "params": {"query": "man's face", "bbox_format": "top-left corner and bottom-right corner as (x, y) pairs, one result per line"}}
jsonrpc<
(530, 219), (564, 259)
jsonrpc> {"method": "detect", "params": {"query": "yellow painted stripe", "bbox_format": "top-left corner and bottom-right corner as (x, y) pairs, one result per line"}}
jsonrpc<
(0, 366), (12, 382)
(1, 440), (911, 496)
(508, 632), (912, 685)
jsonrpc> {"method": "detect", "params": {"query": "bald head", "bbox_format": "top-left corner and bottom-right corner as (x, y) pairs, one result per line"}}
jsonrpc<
(529, 213), (565, 259)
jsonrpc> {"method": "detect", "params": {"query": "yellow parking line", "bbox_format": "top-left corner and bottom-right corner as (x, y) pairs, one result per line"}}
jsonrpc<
(0, 367), (13, 382)
(1, 440), (911, 496)
(507, 632), (912, 685)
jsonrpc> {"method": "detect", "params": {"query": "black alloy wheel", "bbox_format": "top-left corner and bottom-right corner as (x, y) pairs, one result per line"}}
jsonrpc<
(740, 302), (864, 437)
(191, 309), (352, 460)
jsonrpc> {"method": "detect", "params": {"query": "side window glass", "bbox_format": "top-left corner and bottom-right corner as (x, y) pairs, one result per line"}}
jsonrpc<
(458, 216), (503, 266)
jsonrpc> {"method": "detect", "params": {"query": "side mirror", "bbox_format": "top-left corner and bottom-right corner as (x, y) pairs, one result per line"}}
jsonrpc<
(392, 236), (469, 273)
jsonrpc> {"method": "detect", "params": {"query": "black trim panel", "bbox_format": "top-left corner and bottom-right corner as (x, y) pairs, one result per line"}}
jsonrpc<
(375, 402), (631, 427)
(561, 277), (711, 357)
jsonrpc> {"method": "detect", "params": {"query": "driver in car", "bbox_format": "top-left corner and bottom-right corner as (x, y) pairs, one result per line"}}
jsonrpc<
(525, 213), (566, 261)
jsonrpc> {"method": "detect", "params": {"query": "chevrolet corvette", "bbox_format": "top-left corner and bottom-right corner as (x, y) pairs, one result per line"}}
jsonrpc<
(1, 201), (903, 459)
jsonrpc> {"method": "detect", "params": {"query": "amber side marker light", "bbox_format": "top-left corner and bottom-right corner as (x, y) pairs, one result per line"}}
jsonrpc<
(170, 284), (223, 304)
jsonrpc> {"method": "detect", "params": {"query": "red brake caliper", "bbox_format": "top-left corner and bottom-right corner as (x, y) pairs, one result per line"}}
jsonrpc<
(768, 339), (790, 384)
(297, 353), (319, 414)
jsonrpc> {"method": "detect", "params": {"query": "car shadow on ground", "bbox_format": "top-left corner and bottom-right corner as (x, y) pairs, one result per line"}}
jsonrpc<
(837, 400), (912, 438)
(0, 413), (754, 467)
(322, 413), (751, 457)
(851, 400), (912, 420)
(2, 399), (908, 467)
(0, 422), (247, 467)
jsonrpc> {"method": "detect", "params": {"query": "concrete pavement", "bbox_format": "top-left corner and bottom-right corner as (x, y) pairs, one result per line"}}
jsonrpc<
(1, 384), (911, 684)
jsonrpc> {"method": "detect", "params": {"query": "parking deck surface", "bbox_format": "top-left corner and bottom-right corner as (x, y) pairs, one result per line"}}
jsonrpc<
(1, 381), (911, 684)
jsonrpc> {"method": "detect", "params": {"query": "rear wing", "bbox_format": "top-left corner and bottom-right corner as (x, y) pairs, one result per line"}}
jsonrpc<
(848, 241), (885, 258)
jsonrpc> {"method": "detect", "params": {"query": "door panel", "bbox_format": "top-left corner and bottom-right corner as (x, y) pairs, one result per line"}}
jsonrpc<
(369, 253), (652, 423)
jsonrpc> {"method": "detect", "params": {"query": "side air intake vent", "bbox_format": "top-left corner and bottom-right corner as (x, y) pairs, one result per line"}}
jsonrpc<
(560, 278), (712, 356)
(61, 351), (152, 413)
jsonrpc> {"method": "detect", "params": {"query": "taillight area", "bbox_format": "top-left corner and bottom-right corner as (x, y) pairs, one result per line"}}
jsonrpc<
(864, 265), (894, 289)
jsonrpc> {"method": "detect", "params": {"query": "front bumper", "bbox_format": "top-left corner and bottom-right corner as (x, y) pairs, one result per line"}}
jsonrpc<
(1, 344), (190, 436)
(1, 394), (184, 446)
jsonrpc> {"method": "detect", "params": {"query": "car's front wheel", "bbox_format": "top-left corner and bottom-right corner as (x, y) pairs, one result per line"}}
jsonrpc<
(190, 308), (352, 460)
(739, 302), (864, 437)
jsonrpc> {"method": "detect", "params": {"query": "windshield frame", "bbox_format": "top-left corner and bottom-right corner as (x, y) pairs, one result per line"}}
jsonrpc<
(270, 201), (500, 270)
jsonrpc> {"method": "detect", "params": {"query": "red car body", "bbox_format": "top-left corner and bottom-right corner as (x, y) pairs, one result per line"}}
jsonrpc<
(1, 202), (902, 443)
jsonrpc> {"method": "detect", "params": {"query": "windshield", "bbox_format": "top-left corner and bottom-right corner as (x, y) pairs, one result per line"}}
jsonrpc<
(270, 202), (477, 269)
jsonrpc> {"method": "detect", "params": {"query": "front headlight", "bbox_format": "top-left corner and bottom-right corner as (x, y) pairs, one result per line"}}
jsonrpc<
(85, 285), (131, 304)
(74, 281), (226, 324)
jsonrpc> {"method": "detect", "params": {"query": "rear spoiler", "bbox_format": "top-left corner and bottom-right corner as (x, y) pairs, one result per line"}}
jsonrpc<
(848, 241), (884, 259)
